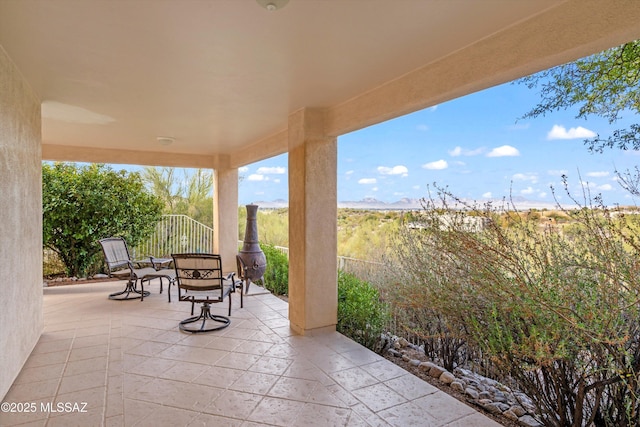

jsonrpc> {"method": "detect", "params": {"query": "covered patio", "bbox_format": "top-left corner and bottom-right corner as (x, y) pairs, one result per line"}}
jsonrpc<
(2, 0), (640, 419)
(1, 279), (500, 426)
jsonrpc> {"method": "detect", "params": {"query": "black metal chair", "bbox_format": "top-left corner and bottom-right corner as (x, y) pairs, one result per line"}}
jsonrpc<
(172, 253), (242, 333)
(236, 254), (250, 295)
(99, 237), (159, 301)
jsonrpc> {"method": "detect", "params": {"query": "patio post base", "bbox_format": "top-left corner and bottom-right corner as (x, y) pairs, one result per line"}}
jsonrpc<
(108, 281), (150, 301)
(179, 302), (230, 333)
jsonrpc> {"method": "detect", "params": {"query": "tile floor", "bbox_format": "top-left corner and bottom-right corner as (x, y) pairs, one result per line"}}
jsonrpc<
(0, 279), (500, 427)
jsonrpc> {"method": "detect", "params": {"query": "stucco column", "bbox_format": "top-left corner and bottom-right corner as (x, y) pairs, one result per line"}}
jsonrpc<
(0, 48), (42, 400)
(213, 160), (239, 273)
(288, 108), (338, 335)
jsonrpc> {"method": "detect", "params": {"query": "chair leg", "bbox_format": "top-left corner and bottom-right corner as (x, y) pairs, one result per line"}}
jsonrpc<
(179, 302), (230, 333)
(108, 278), (150, 301)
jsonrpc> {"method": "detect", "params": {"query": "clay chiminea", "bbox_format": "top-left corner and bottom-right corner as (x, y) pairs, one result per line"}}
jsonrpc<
(237, 204), (267, 287)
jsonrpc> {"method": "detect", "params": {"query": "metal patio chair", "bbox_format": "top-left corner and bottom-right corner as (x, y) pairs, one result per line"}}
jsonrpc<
(99, 237), (165, 301)
(172, 253), (242, 333)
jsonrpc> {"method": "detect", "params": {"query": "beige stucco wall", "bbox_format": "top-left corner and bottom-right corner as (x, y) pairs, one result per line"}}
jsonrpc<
(0, 47), (42, 400)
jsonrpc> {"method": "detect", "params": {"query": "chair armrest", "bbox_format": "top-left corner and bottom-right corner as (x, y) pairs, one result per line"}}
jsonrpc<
(223, 272), (241, 291)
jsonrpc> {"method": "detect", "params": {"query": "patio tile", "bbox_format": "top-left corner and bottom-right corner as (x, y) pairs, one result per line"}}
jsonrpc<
(22, 350), (69, 369)
(68, 343), (109, 361)
(351, 382), (408, 412)
(134, 402), (199, 427)
(188, 412), (243, 427)
(193, 366), (244, 389)
(0, 281), (501, 427)
(57, 370), (107, 394)
(246, 396), (306, 426)
(384, 373), (439, 400)
(230, 371), (279, 395)
(248, 355), (292, 375)
(203, 389), (263, 420)
(293, 402), (352, 427)
(64, 356), (107, 376)
(267, 377), (319, 401)
(329, 367), (379, 391)
(13, 363), (66, 384)
(361, 360), (409, 382)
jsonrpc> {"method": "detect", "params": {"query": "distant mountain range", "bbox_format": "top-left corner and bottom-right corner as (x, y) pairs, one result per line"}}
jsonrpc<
(250, 197), (562, 211)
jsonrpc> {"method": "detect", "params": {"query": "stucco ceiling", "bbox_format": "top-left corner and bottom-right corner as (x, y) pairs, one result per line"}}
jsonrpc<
(1, 0), (639, 167)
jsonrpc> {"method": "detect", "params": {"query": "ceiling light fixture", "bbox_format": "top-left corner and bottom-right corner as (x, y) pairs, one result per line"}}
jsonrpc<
(157, 136), (175, 146)
(256, 0), (289, 12)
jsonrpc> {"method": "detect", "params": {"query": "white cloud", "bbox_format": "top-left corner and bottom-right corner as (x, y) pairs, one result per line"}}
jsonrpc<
(273, 178), (281, 184)
(482, 192), (492, 198)
(487, 145), (520, 157)
(428, 105), (438, 112)
(512, 173), (538, 183)
(582, 181), (614, 191)
(449, 146), (462, 157)
(416, 124), (429, 131)
(548, 169), (568, 176)
(521, 186), (535, 195)
(256, 166), (286, 174)
(587, 171), (609, 178)
(372, 187), (379, 192)
(412, 185), (420, 190)
(345, 170), (354, 175)
(449, 146), (484, 157)
(377, 165), (408, 176)
(247, 174), (266, 181)
(422, 159), (448, 170)
(239, 166), (249, 173)
(358, 178), (377, 184)
(547, 125), (596, 140)
(539, 192), (547, 198)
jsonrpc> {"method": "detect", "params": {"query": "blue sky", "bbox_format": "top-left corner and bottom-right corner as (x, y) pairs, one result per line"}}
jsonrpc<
(239, 80), (640, 208)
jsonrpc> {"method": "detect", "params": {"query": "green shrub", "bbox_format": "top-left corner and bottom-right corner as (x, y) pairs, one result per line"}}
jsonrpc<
(337, 270), (388, 351)
(391, 188), (640, 427)
(43, 163), (163, 277)
(255, 244), (289, 295)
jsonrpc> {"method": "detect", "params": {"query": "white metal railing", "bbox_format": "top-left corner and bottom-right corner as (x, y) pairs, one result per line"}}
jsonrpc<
(132, 214), (214, 259)
(270, 245), (384, 282)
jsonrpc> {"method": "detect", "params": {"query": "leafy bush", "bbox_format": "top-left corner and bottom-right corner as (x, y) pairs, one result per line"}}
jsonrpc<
(337, 270), (389, 351)
(255, 244), (289, 295)
(43, 163), (163, 277)
(390, 189), (640, 426)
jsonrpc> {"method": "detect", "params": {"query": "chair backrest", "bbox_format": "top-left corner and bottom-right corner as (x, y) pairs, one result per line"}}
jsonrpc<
(172, 253), (225, 298)
(99, 237), (131, 273)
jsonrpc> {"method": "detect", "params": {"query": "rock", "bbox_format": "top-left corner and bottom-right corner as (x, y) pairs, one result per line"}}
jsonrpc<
(450, 381), (465, 392)
(387, 348), (401, 357)
(493, 391), (508, 403)
(478, 399), (493, 405)
(394, 337), (410, 349)
(465, 388), (479, 399)
(418, 361), (435, 371)
(43, 282), (48, 287)
(429, 365), (446, 378)
(401, 354), (411, 362)
(92, 273), (109, 279)
(510, 405), (527, 417)
(503, 409), (519, 421)
(409, 359), (421, 367)
(482, 402), (503, 414)
(497, 403), (511, 412)
(439, 371), (455, 384)
(478, 391), (492, 400)
(519, 415), (543, 427)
